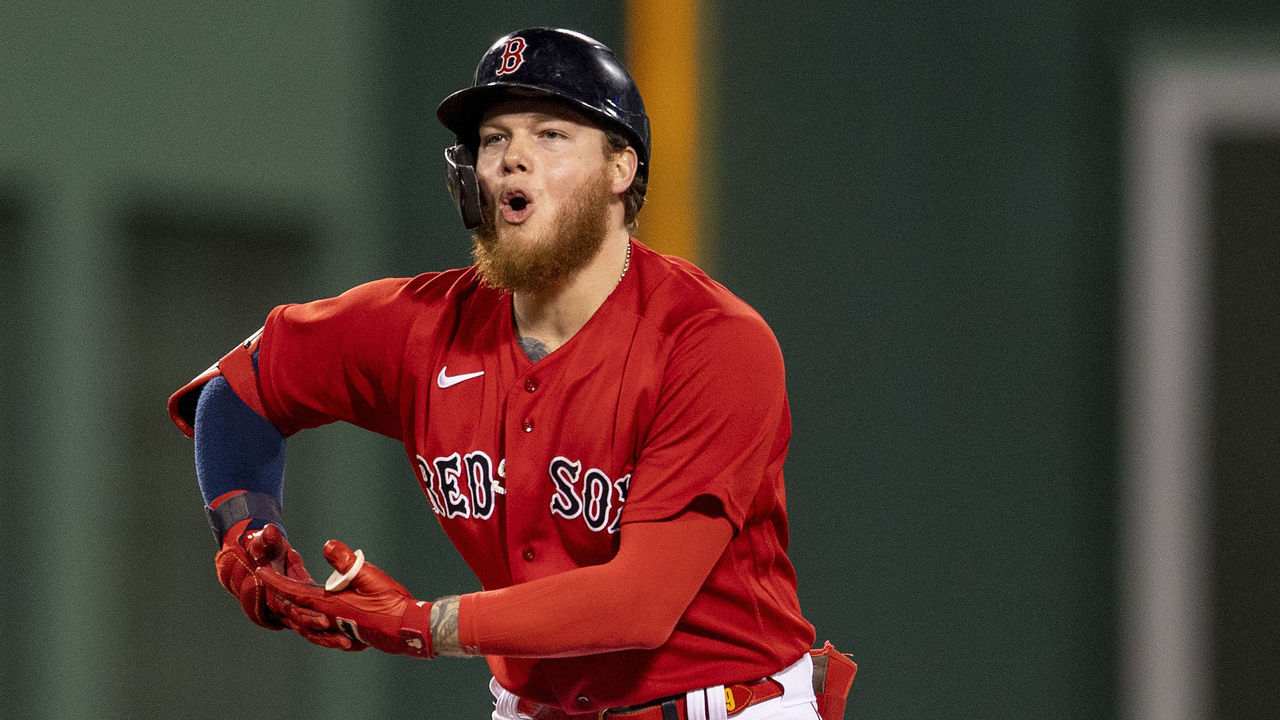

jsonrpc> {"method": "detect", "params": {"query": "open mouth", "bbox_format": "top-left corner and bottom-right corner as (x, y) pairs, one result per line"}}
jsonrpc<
(501, 189), (533, 223)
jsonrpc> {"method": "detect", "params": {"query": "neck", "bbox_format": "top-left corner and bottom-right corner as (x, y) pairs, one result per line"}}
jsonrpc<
(512, 230), (631, 353)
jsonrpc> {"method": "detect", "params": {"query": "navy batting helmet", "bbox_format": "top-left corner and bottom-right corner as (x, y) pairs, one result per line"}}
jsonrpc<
(437, 28), (650, 228)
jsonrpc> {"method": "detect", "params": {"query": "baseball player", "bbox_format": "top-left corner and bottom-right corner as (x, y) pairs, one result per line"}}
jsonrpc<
(169, 27), (854, 720)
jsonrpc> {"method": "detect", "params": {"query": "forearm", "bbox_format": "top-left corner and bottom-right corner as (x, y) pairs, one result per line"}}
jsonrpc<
(439, 511), (732, 658)
(429, 595), (468, 657)
(194, 376), (287, 507)
(430, 565), (668, 658)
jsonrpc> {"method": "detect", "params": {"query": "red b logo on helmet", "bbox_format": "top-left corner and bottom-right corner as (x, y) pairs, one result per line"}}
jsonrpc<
(495, 37), (527, 76)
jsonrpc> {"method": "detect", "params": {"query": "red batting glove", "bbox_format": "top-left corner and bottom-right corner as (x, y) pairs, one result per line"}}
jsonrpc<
(215, 519), (358, 649)
(215, 518), (295, 628)
(256, 540), (435, 658)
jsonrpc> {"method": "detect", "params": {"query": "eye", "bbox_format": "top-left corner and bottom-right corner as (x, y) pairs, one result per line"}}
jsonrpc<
(541, 129), (566, 141)
(480, 133), (506, 148)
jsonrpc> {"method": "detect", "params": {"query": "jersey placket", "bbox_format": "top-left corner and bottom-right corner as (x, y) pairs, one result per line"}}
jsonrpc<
(501, 361), (557, 582)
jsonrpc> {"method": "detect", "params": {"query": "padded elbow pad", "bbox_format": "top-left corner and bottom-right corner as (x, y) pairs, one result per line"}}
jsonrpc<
(169, 327), (269, 437)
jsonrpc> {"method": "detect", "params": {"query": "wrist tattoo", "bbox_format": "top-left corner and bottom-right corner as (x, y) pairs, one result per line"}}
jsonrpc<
(430, 595), (473, 657)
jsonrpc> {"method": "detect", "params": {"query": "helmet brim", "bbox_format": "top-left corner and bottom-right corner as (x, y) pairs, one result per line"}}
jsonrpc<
(436, 83), (649, 171)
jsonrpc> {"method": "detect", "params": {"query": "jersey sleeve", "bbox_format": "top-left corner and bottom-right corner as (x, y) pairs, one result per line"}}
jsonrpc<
(623, 309), (791, 531)
(254, 277), (421, 439)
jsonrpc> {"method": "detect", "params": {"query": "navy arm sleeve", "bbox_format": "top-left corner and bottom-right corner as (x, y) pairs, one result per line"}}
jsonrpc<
(193, 375), (286, 507)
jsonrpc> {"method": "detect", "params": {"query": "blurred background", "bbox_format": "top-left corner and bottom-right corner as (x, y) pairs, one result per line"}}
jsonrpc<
(2, 1), (1279, 719)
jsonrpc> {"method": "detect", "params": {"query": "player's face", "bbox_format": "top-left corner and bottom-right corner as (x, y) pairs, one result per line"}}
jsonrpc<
(470, 99), (633, 293)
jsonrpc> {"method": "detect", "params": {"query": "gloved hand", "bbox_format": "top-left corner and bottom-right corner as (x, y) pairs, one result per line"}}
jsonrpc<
(257, 540), (435, 658)
(215, 518), (356, 649)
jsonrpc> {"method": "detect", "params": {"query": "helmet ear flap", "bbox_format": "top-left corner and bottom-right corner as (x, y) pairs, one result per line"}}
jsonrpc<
(445, 144), (485, 229)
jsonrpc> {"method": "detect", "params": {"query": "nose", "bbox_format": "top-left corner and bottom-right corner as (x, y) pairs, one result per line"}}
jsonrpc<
(502, 133), (530, 174)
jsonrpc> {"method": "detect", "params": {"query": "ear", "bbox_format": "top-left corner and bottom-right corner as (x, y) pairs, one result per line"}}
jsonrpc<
(609, 146), (638, 195)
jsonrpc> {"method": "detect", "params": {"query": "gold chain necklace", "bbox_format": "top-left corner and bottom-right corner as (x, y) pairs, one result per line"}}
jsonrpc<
(619, 242), (632, 282)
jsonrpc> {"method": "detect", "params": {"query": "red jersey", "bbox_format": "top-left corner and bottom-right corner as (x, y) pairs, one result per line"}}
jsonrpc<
(247, 240), (813, 708)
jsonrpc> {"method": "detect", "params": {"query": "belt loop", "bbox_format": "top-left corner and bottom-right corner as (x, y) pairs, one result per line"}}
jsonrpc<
(660, 699), (681, 720)
(684, 690), (706, 720)
(705, 685), (728, 720)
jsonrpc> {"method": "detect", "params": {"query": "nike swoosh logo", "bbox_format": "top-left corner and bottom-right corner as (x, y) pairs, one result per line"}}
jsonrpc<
(437, 367), (485, 388)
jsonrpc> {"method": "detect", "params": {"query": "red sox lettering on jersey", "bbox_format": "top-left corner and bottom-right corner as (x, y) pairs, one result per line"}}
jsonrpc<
(415, 450), (631, 535)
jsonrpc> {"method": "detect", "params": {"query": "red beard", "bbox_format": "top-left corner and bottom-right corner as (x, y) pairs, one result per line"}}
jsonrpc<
(471, 166), (613, 294)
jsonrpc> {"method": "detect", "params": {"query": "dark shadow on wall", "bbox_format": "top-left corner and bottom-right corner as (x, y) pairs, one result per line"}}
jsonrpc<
(110, 197), (321, 718)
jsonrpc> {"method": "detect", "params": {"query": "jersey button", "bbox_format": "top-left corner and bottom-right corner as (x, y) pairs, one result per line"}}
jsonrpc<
(524, 378), (538, 393)
(575, 695), (591, 707)
(521, 418), (534, 432)
(522, 546), (536, 562)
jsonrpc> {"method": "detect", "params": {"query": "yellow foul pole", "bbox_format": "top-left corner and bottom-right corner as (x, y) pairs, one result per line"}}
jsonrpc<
(626, 0), (704, 264)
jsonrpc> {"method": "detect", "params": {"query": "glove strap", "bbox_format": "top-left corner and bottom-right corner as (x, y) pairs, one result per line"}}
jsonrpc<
(398, 599), (436, 659)
(206, 491), (283, 544)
